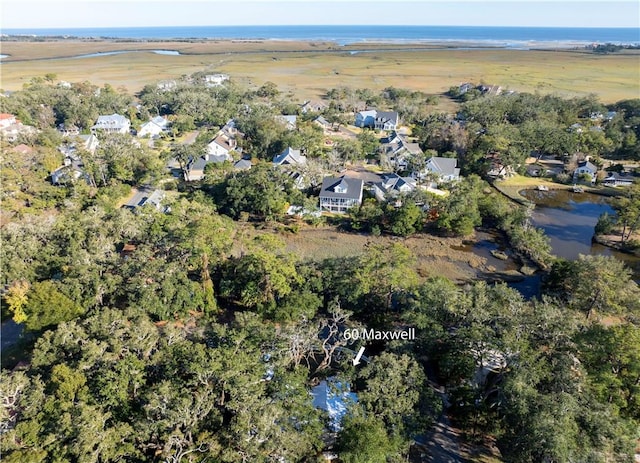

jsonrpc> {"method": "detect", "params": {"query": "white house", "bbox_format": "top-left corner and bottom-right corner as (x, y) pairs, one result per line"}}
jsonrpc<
(371, 173), (417, 202)
(573, 161), (598, 183)
(374, 111), (399, 131)
(91, 114), (131, 134)
(137, 116), (168, 138)
(312, 378), (357, 432)
(204, 74), (229, 86)
(414, 156), (461, 183)
(206, 133), (236, 163)
(0, 113), (17, 129)
(380, 131), (423, 171)
(319, 176), (364, 213)
(355, 109), (399, 131)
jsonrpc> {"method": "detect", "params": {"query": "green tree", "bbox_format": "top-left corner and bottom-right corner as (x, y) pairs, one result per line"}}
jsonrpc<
(21, 280), (83, 331)
(436, 175), (484, 236)
(388, 200), (423, 236)
(338, 412), (404, 463)
(353, 242), (418, 311)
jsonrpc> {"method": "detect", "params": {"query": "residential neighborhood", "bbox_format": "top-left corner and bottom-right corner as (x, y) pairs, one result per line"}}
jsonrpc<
(1, 62), (639, 463)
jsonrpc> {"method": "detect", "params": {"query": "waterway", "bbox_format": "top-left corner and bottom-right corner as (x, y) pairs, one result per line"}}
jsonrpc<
(69, 49), (181, 59)
(520, 189), (640, 281)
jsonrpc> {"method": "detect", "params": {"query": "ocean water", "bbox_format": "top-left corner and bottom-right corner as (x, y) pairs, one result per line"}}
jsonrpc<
(3, 25), (639, 47)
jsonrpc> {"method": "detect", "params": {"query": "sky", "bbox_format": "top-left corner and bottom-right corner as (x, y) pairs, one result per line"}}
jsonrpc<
(1, 0), (639, 29)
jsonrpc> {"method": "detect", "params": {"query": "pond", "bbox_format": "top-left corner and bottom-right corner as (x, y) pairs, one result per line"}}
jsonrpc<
(520, 189), (640, 281)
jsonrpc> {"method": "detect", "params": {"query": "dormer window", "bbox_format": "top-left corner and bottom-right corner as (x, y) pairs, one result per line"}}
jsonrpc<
(334, 179), (349, 193)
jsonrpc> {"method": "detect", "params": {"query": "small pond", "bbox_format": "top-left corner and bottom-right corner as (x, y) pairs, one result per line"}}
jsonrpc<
(521, 189), (639, 281)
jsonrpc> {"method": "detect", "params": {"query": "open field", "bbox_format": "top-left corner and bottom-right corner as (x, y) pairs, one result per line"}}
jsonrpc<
(1, 40), (639, 102)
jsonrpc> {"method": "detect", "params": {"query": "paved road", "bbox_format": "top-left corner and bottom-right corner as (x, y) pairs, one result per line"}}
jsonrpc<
(415, 413), (467, 463)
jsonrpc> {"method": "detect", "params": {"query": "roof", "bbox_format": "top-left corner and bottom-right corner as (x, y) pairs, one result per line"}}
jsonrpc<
(150, 115), (168, 127)
(210, 134), (234, 152)
(380, 173), (416, 191)
(320, 176), (364, 200)
(273, 147), (306, 166)
(427, 157), (460, 177)
(311, 379), (357, 432)
(124, 188), (165, 209)
(577, 161), (598, 172)
(376, 111), (399, 125)
(0, 113), (16, 120)
(357, 109), (377, 119)
(277, 115), (297, 128)
(603, 172), (634, 183)
(93, 113), (130, 129)
(233, 159), (252, 170)
(188, 156), (208, 172)
(314, 115), (331, 126)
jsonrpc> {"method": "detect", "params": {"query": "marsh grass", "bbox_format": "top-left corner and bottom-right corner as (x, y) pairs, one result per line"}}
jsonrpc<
(1, 41), (638, 103)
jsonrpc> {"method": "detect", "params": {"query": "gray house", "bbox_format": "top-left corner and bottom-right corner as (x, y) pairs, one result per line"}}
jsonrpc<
(319, 176), (364, 213)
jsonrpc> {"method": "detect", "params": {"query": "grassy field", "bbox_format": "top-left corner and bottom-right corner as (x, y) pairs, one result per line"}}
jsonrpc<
(1, 40), (639, 103)
(282, 226), (492, 283)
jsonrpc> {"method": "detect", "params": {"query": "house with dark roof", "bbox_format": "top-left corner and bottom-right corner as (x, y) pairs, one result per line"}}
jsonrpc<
(374, 111), (399, 131)
(602, 172), (634, 187)
(319, 176), (364, 213)
(184, 156), (209, 181)
(273, 147), (308, 188)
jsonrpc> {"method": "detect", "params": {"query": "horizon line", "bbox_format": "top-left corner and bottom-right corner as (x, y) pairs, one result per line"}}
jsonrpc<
(4, 24), (640, 30)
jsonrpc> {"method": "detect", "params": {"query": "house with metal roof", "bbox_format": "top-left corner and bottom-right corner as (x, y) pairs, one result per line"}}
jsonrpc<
(91, 114), (131, 134)
(413, 156), (461, 183)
